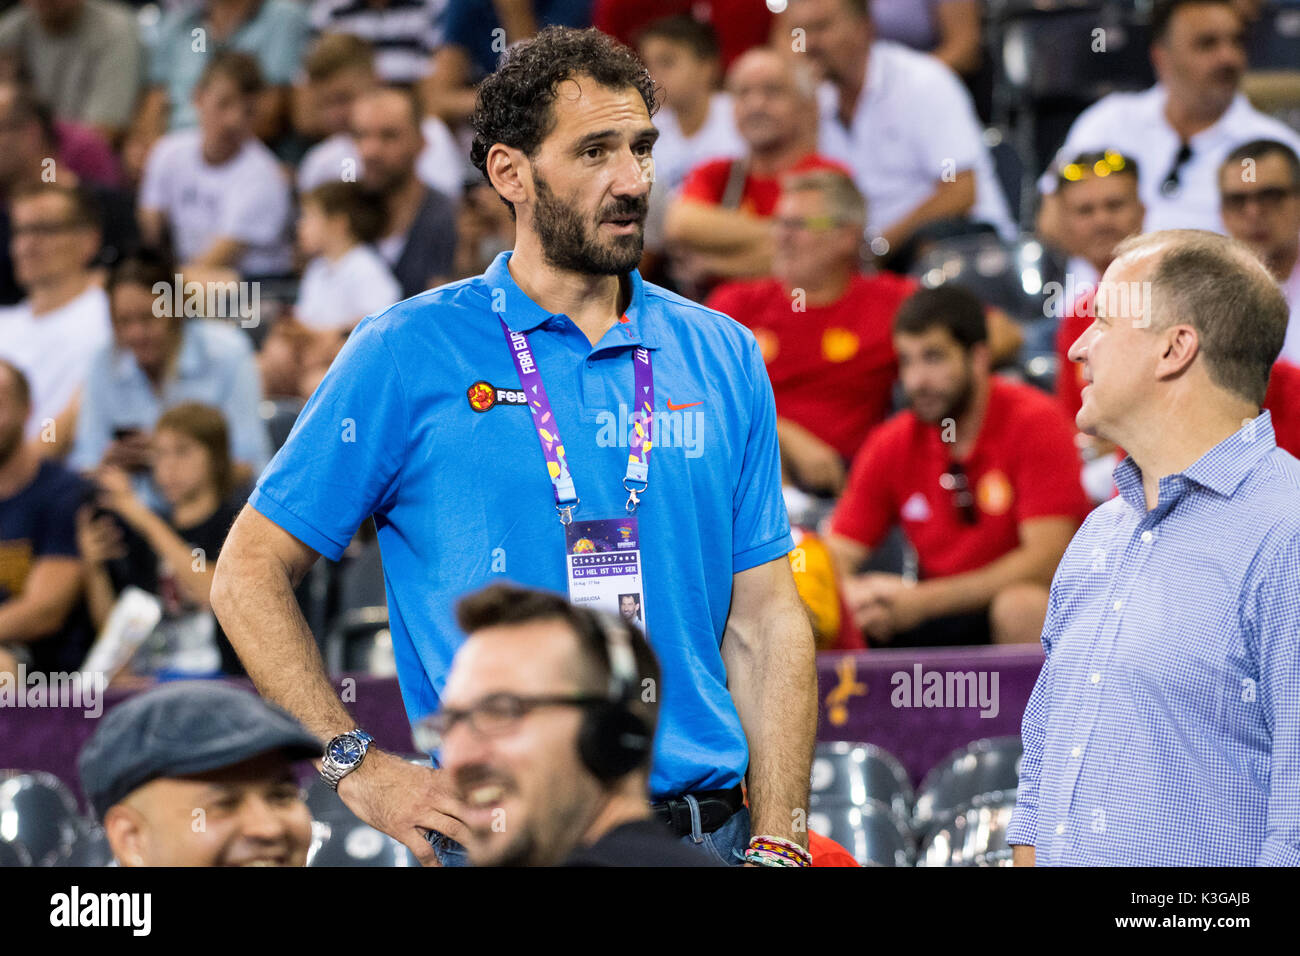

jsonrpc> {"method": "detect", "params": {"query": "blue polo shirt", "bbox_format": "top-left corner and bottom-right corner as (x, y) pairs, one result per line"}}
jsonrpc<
(250, 251), (793, 797)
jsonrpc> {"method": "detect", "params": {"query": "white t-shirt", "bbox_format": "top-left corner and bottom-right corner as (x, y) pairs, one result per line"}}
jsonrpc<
(816, 40), (1016, 241)
(652, 93), (745, 195)
(1041, 85), (1300, 234)
(139, 129), (293, 276)
(296, 116), (467, 201)
(1280, 260), (1300, 366)
(296, 245), (403, 331)
(0, 285), (111, 439)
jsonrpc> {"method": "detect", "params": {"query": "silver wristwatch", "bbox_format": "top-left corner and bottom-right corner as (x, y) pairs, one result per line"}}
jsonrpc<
(320, 729), (375, 791)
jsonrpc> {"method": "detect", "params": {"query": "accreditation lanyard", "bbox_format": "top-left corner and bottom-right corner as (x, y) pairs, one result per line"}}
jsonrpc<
(500, 317), (653, 524)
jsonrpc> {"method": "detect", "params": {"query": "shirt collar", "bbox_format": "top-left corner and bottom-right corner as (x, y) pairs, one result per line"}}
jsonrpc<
(1113, 410), (1278, 511)
(482, 250), (658, 349)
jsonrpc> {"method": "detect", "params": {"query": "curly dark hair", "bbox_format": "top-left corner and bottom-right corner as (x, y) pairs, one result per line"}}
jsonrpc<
(470, 26), (658, 216)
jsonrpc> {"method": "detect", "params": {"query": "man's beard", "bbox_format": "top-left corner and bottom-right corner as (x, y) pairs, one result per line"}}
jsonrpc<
(533, 172), (645, 276)
(0, 423), (23, 469)
(908, 370), (975, 425)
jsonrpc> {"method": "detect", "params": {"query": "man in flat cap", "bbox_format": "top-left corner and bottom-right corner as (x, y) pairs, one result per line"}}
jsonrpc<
(78, 681), (319, 866)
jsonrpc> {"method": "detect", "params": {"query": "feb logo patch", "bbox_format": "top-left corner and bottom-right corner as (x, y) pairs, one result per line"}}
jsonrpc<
(467, 381), (528, 412)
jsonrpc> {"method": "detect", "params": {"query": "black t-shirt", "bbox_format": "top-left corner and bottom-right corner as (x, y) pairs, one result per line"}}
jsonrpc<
(0, 461), (95, 671)
(561, 819), (725, 867)
(110, 496), (244, 677)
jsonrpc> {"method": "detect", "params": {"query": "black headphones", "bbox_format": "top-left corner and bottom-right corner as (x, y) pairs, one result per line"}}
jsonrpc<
(577, 611), (653, 782)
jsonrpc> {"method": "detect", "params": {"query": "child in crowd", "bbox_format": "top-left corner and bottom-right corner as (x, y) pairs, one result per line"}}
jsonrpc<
(76, 403), (245, 679)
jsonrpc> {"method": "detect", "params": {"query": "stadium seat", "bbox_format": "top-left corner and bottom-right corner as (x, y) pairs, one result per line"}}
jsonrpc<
(323, 607), (395, 675)
(1248, 2), (1300, 71)
(912, 233), (1066, 389)
(810, 742), (914, 821)
(912, 736), (1023, 837)
(259, 397), (304, 451)
(807, 800), (915, 867)
(0, 838), (32, 867)
(339, 539), (388, 613)
(917, 801), (1018, 867)
(0, 771), (83, 866)
(304, 778), (419, 867)
(54, 821), (114, 868)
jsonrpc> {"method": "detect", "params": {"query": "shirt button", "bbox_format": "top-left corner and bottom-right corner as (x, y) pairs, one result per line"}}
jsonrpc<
(1112, 599), (1123, 611)
(1141, 531), (1154, 543)
(1071, 746), (1082, 757)
(1055, 823), (1066, 835)
(1090, 672), (1101, 684)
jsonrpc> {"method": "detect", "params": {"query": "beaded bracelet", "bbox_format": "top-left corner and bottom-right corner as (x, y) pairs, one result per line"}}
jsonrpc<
(746, 835), (813, 867)
(742, 847), (801, 866)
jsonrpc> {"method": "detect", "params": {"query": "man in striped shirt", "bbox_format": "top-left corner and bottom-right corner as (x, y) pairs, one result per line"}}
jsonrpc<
(1009, 229), (1300, 865)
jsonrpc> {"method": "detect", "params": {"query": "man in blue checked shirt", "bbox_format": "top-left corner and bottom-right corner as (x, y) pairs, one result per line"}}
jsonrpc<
(1009, 229), (1300, 866)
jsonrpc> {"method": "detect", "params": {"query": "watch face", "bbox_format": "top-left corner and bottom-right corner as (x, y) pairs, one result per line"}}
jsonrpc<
(328, 735), (363, 765)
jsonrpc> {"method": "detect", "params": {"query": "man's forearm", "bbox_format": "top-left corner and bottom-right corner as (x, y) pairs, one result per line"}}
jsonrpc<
(879, 172), (977, 252)
(1013, 844), (1035, 866)
(211, 542), (354, 742)
(911, 543), (1058, 620)
(724, 593), (818, 849)
(664, 201), (772, 253)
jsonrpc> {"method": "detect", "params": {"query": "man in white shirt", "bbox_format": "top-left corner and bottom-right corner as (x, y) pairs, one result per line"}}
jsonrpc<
(1220, 138), (1300, 364)
(1039, 0), (1300, 240)
(788, 0), (1015, 256)
(138, 51), (292, 278)
(0, 183), (110, 450)
(294, 32), (465, 201)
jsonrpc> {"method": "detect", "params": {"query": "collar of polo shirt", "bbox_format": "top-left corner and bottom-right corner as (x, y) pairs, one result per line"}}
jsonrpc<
(482, 251), (662, 351)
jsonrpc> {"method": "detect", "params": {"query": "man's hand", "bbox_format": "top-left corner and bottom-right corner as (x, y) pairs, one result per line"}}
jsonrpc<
(75, 505), (126, 565)
(101, 433), (153, 473)
(778, 420), (846, 496)
(336, 749), (470, 867)
(843, 572), (928, 642)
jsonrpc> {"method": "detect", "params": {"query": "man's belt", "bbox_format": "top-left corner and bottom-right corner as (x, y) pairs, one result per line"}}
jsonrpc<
(651, 785), (744, 837)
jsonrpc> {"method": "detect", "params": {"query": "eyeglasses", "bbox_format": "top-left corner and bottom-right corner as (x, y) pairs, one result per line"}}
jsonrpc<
(1160, 143), (1194, 198)
(10, 219), (87, 238)
(412, 692), (605, 752)
(939, 462), (978, 525)
(773, 214), (842, 232)
(1221, 186), (1297, 214)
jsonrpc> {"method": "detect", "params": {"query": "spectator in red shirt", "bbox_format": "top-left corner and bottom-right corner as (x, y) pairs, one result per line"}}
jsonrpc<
(707, 167), (915, 493)
(828, 285), (1089, 647)
(593, 0), (776, 71)
(663, 47), (844, 292)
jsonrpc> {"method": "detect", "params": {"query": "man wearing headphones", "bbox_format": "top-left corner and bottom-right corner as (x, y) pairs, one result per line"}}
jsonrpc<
(427, 583), (722, 866)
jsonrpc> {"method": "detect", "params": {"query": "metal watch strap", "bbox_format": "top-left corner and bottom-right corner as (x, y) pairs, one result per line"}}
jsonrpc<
(321, 729), (374, 791)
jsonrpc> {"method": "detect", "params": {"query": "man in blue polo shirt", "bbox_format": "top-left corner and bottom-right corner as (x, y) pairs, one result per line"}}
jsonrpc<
(212, 26), (817, 868)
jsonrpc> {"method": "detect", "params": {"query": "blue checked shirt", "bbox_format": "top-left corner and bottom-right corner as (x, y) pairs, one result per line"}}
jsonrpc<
(1007, 412), (1300, 865)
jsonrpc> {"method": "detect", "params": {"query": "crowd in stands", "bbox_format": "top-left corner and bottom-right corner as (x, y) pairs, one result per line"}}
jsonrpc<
(1, 0), (1299, 682)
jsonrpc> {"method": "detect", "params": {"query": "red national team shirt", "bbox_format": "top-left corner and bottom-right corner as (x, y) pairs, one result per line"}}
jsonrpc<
(679, 153), (851, 218)
(1054, 287), (1094, 422)
(1057, 288), (1300, 457)
(707, 272), (918, 461)
(1265, 360), (1300, 454)
(593, 0), (774, 70)
(830, 378), (1090, 580)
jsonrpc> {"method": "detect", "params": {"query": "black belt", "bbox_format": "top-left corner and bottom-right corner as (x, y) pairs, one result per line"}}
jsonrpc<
(651, 785), (744, 837)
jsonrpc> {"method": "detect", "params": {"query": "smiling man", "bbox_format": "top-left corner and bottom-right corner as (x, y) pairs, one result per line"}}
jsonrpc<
(433, 583), (720, 867)
(1010, 229), (1300, 865)
(212, 26), (816, 868)
(78, 681), (318, 867)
